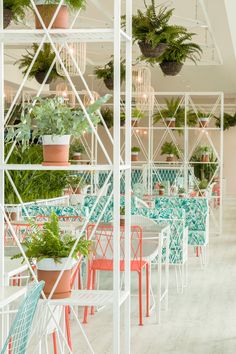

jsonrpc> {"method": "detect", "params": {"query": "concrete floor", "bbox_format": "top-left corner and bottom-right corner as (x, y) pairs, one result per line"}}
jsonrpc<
(39, 200), (236, 354)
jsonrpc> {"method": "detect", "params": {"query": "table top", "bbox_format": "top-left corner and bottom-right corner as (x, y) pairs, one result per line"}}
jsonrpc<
(0, 286), (27, 308)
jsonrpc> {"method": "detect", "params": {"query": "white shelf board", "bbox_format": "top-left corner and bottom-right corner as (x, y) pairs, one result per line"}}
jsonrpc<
(44, 290), (129, 307)
(2, 164), (131, 171)
(0, 29), (130, 44)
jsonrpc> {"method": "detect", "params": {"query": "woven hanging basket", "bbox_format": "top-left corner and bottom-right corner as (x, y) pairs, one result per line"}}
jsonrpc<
(35, 72), (53, 85)
(138, 41), (167, 58)
(4, 9), (13, 29)
(159, 62), (183, 76)
(104, 77), (113, 90)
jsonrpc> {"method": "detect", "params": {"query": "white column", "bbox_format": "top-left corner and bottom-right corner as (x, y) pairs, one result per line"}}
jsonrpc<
(0, 0), (4, 285)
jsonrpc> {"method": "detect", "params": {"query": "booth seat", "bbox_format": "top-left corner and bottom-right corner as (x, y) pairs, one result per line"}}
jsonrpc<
(22, 205), (85, 219)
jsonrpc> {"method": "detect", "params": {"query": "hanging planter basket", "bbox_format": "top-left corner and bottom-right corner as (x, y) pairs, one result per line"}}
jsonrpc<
(138, 41), (167, 59)
(104, 78), (113, 90)
(160, 62), (183, 76)
(4, 9), (13, 28)
(35, 72), (53, 85)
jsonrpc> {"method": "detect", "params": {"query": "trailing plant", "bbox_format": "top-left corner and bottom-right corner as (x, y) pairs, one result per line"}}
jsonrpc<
(160, 141), (179, 158)
(17, 43), (63, 82)
(12, 212), (90, 263)
(158, 31), (202, 64)
(94, 57), (126, 83)
(4, 0), (31, 23)
(131, 146), (141, 153)
(6, 94), (110, 150)
(36, 0), (87, 11)
(5, 144), (68, 204)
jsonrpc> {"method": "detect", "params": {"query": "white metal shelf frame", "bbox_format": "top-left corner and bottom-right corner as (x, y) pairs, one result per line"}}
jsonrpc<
(0, 1), (132, 353)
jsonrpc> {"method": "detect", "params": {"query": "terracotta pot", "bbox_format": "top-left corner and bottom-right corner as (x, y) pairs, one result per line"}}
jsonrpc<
(198, 190), (205, 197)
(4, 9), (13, 28)
(160, 62), (183, 76)
(42, 135), (71, 166)
(199, 118), (209, 128)
(73, 153), (82, 161)
(73, 187), (81, 195)
(35, 4), (68, 29)
(166, 155), (174, 162)
(132, 119), (138, 127)
(159, 189), (165, 196)
(131, 152), (138, 161)
(35, 72), (53, 85)
(6, 211), (17, 221)
(165, 117), (176, 128)
(37, 258), (73, 299)
(120, 217), (125, 227)
(138, 41), (167, 58)
(201, 153), (209, 162)
(104, 78), (113, 90)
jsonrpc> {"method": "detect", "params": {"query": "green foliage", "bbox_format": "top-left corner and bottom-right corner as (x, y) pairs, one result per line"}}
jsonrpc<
(12, 212), (90, 262)
(197, 111), (208, 118)
(100, 108), (113, 129)
(215, 112), (236, 130)
(42, 0), (86, 11)
(17, 44), (62, 82)
(66, 174), (85, 190)
(159, 184), (165, 189)
(161, 141), (179, 158)
(5, 144), (68, 204)
(190, 146), (217, 182)
(178, 187), (185, 194)
(158, 32), (202, 64)
(120, 206), (125, 215)
(198, 179), (208, 190)
(6, 95), (110, 150)
(4, 0), (31, 22)
(193, 145), (212, 157)
(94, 57), (126, 82)
(132, 107), (144, 119)
(131, 146), (140, 153)
(70, 140), (85, 156)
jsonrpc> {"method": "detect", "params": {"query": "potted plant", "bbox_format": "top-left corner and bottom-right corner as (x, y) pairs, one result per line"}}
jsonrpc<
(153, 98), (183, 128)
(6, 94), (110, 166)
(161, 141), (179, 162)
(17, 43), (63, 84)
(198, 179), (208, 197)
(131, 146), (140, 161)
(34, 0), (86, 29)
(215, 112), (236, 130)
(178, 187), (185, 198)
(66, 175), (85, 194)
(197, 145), (212, 163)
(100, 108), (113, 129)
(198, 111), (209, 128)
(159, 184), (165, 196)
(12, 212), (90, 299)
(70, 140), (85, 162)
(132, 107), (144, 127)
(94, 57), (126, 90)
(3, 0), (31, 28)
(120, 111), (126, 127)
(120, 206), (125, 226)
(158, 31), (202, 76)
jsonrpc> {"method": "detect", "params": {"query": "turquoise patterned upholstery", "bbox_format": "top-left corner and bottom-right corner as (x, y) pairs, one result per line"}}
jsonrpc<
(155, 197), (209, 246)
(23, 205), (84, 218)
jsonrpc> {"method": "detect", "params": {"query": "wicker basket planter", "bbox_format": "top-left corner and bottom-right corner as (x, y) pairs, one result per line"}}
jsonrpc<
(104, 78), (113, 90)
(138, 41), (167, 58)
(160, 62), (183, 76)
(35, 72), (53, 85)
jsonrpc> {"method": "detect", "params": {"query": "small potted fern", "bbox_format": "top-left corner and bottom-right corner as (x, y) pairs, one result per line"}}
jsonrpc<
(153, 98), (183, 128)
(70, 140), (85, 162)
(131, 146), (141, 161)
(132, 107), (144, 127)
(17, 43), (63, 84)
(198, 112), (209, 128)
(34, 0), (86, 29)
(3, 0), (31, 28)
(6, 95), (110, 166)
(94, 57), (126, 91)
(12, 212), (90, 299)
(161, 141), (179, 162)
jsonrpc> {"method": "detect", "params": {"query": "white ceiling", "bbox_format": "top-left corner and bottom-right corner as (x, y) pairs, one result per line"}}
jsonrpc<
(4, 0), (236, 98)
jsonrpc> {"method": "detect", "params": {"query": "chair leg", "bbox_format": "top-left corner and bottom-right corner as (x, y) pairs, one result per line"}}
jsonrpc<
(91, 270), (96, 315)
(52, 331), (58, 354)
(83, 266), (92, 324)
(138, 271), (143, 326)
(146, 263), (150, 317)
(65, 306), (72, 351)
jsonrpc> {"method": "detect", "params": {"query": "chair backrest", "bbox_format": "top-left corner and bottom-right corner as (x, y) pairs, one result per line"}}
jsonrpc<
(86, 224), (143, 264)
(1, 281), (45, 354)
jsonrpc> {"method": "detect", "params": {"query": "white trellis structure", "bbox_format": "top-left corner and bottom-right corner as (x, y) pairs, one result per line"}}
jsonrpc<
(0, 1), (132, 353)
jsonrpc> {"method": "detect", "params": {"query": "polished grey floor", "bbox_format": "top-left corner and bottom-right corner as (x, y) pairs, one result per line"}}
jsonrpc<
(42, 200), (236, 353)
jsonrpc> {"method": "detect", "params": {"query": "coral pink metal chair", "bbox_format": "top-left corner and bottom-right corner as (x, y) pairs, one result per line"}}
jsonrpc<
(83, 224), (149, 326)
